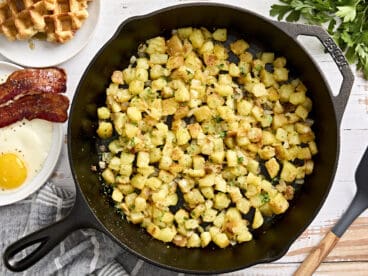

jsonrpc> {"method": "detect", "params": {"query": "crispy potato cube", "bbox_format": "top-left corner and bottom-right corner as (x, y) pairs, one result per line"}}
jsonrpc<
(189, 29), (205, 48)
(150, 53), (168, 65)
(176, 128), (191, 145)
(214, 193), (231, 210)
(295, 105), (309, 120)
(226, 150), (238, 167)
(146, 36), (166, 54)
(198, 174), (216, 187)
(212, 232), (230, 248)
(187, 233), (201, 248)
(289, 92), (306, 105)
(212, 28), (227, 42)
(112, 188), (123, 202)
(230, 39), (249, 55)
(279, 84), (294, 102)
(309, 141), (318, 155)
(252, 209), (264, 229)
(251, 83), (267, 97)
(193, 106), (212, 122)
(297, 147), (312, 160)
(166, 35), (183, 56)
(265, 157), (280, 179)
(127, 107), (142, 122)
(175, 85), (190, 102)
(274, 67), (289, 82)
(97, 122), (113, 139)
(102, 168), (114, 184)
(237, 99), (253, 116)
(280, 161), (297, 182)
(177, 27), (193, 39)
(305, 160), (314, 175)
(236, 198), (251, 214)
(269, 193), (289, 214)
(97, 107), (110, 120)
(137, 151), (150, 168)
(146, 177), (162, 190)
(200, 232), (212, 247)
(261, 52), (275, 63)
(129, 79), (144, 95)
(131, 174), (146, 190)
(273, 57), (287, 68)
(259, 146), (276, 160)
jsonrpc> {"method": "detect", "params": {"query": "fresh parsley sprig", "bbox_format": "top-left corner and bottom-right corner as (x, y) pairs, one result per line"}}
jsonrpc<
(270, 0), (368, 79)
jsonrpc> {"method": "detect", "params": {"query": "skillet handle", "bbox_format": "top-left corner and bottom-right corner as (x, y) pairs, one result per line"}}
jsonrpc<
(3, 193), (98, 272)
(273, 21), (354, 125)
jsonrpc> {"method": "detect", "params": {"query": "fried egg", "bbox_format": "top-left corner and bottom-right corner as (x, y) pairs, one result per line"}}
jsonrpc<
(0, 119), (53, 191)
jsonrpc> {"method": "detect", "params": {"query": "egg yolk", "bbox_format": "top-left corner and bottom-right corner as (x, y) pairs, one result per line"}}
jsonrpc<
(0, 153), (27, 190)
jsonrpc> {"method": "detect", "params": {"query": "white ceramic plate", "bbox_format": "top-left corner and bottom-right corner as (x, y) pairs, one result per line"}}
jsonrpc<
(0, 61), (63, 206)
(0, 0), (100, 67)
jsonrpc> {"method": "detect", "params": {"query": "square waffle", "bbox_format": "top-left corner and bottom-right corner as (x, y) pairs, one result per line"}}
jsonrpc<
(0, 0), (91, 43)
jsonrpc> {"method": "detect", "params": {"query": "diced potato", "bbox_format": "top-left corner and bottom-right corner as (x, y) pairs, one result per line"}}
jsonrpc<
(269, 193), (289, 214)
(146, 36), (166, 54)
(97, 122), (113, 139)
(212, 28), (227, 42)
(198, 174), (216, 187)
(261, 52), (275, 63)
(226, 150), (237, 167)
(150, 53), (168, 64)
(274, 67), (289, 82)
(214, 193), (231, 210)
(289, 92), (306, 105)
(252, 209), (264, 229)
(273, 57), (287, 68)
(102, 168), (115, 184)
(212, 232), (230, 248)
(112, 188), (123, 202)
(175, 85), (190, 102)
(97, 107), (110, 120)
(309, 141), (318, 155)
(295, 105), (309, 120)
(200, 232), (212, 247)
(265, 158), (280, 179)
(176, 128), (191, 145)
(251, 83), (267, 97)
(146, 177), (162, 190)
(189, 29), (205, 48)
(193, 106), (212, 122)
(280, 161), (297, 182)
(230, 39), (249, 55)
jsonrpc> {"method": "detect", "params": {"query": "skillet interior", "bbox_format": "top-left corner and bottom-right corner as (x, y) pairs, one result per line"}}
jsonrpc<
(69, 4), (338, 274)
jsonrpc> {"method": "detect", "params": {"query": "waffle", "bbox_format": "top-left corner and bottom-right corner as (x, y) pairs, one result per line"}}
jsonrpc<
(0, 0), (91, 43)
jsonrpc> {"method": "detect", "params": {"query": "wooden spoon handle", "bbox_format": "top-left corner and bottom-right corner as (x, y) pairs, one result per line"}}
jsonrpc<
(294, 231), (339, 276)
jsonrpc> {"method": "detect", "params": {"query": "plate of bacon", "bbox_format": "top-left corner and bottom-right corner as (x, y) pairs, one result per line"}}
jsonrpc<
(0, 61), (69, 205)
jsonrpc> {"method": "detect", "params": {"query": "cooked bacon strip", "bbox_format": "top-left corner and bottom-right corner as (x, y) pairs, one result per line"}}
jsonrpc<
(0, 68), (67, 105)
(0, 93), (69, 128)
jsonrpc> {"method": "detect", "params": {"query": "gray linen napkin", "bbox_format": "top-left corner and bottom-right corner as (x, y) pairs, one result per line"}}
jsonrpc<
(0, 182), (197, 276)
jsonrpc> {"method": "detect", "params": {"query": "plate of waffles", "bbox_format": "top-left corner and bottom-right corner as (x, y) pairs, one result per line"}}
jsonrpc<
(0, 0), (100, 67)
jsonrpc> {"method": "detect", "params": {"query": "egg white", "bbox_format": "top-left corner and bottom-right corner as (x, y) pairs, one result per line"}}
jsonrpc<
(0, 119), (53, 191)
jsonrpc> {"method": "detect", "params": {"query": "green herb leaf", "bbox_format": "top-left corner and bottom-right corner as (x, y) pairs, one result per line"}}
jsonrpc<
(219, 131), (227, 138)
(237, 156), (244, 164)
(260, 192), (270, 204)
(270, 0), (368, 79)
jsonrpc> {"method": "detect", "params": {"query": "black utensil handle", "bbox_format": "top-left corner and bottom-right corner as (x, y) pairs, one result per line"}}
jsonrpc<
(332, 191), (368, 237)
(3, 193), (98, 272)
(273, 21), (354, 125)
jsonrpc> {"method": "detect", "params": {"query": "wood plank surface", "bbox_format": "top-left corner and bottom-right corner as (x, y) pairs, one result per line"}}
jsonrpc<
(1, 0), (368, 274)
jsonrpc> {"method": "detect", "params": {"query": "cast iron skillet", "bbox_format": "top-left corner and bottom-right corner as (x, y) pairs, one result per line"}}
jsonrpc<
(3, 3), (354, 274)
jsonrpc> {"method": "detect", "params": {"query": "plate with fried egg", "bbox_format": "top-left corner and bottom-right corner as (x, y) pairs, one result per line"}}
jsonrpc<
(0, 61), (64, 206)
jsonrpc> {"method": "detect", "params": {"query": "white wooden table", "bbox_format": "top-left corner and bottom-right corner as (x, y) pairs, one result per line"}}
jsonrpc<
(1, 0), (367, 275)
